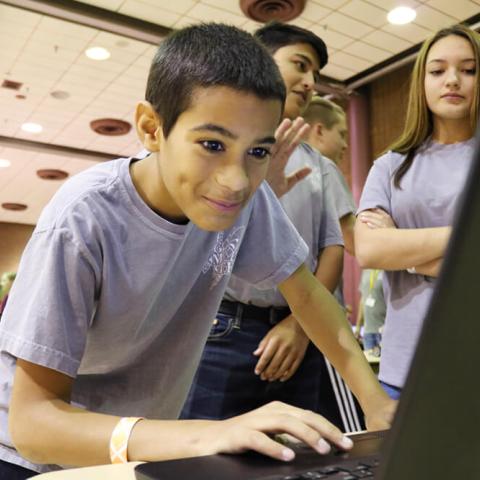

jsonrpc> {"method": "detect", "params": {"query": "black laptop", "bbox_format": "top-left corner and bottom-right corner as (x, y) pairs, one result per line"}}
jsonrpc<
(135, 132), (480, 480)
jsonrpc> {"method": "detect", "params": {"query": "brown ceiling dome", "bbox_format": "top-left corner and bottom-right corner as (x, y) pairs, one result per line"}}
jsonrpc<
(90, 118), (132, 136)
(2, 202), (27, 211)
(239, 0), (306, 22)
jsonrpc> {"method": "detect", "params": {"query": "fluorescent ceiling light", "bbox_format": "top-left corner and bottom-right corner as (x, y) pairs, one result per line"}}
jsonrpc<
(85, 46), (111, 60)
(21, 122), (43, 134)
(387, 6), (416, 25)
(0, 159), (11, 168)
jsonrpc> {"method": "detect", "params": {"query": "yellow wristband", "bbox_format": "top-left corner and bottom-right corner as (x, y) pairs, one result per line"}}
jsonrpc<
(109, 417), (144, 464)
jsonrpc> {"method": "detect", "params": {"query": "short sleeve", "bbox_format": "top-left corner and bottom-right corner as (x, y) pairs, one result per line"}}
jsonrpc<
(0, 227), (99, 377)
(325, 164), (356, 219)
(231, 182), (308, 290)
(358, 153), (395, 215)
(318, 170), (344, 250)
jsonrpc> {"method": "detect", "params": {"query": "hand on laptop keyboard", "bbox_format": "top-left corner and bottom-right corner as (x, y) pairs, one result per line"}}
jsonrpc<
(205, 401), (354, 461)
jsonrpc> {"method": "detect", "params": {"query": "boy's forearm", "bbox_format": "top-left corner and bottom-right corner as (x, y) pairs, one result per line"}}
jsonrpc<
(279, 265), (386, 411)
(13, 395), (218, 466)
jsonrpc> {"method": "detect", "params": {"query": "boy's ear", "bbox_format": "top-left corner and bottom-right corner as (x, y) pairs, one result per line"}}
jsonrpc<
(314, 122), (324, 138)
(135, 101), (163, 151)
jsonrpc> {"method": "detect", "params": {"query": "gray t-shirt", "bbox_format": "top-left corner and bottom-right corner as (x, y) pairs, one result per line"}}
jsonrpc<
(322, 156), (356, 219)
(321, 155), (356, 305)
(358, 137), (475, 387)
(0, 157), (308, 473)
(225, 142), (343, 307)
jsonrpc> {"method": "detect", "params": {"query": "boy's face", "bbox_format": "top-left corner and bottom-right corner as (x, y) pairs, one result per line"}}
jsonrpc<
(136, 86), (282, 232)
(272, 42), (321, 119)
(314, 113), (348, 163)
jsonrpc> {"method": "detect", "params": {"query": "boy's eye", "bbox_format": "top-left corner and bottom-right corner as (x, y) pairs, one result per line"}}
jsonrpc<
(294, 60), (307, 72)
(200, 140), (224, 152)
(248, 147), (271, 159)
(464, 68), (476, 75)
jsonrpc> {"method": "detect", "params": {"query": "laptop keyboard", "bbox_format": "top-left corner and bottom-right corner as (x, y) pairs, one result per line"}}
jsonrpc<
(262, 456), (380, 479)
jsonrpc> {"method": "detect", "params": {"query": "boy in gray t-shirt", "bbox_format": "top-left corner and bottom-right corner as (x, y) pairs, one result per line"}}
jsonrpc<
(0, 24), (393, 478)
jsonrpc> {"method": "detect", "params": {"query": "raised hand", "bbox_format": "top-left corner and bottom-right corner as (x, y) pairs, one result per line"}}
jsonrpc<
(266, 117), (312, 197)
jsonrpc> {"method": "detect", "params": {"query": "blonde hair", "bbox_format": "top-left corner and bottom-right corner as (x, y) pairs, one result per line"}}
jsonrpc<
(390, 24), (480, 188)
(303, 96), (345, 129)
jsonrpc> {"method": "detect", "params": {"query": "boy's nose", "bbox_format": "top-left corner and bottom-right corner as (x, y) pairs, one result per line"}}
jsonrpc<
(215, 162), (250, 193)
(302, 71), (315, 90)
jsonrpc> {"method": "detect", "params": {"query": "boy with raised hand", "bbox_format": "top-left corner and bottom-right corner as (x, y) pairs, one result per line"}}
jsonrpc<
(0, 23), (392, 479)
(181, 23), (392, 432)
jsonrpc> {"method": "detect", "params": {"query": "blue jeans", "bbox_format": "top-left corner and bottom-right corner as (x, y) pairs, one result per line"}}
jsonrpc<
(380, 381), (402, 400)
(180, 311), (352, 430)
(363, 332), (381, 350)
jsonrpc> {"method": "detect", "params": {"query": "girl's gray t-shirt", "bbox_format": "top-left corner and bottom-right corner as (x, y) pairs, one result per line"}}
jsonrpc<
(0, 157), (308, 473)
(358, 137), (475, 388)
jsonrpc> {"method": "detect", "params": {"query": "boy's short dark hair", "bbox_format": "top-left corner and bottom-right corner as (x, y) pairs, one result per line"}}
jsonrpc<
(254, 22), (328, 69)
(145, 23), (286, 138)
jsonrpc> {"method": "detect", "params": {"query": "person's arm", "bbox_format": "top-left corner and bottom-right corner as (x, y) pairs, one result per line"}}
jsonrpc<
(266, 118), (312, 197)
(279, 264), (396, 431)
(409, 258), (443, 277)
(357, 208), (446, 276)
(340, 213), (356, 257)
(355, 211), (451, 271)
(10, 359), (354, 466)
(314, 245), (343, 293)
(253, 245), (343, 382)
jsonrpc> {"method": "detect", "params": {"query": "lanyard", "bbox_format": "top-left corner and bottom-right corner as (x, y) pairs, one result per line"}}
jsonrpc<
(369, 269), (380, 292)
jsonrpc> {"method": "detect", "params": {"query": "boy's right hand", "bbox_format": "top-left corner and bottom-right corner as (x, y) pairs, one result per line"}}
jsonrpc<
(266, 118), (311, 198)
(203, 401), (353, 461)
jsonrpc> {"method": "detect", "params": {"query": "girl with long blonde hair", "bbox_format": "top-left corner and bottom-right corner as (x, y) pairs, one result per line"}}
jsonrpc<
(355, 24), (480, 399)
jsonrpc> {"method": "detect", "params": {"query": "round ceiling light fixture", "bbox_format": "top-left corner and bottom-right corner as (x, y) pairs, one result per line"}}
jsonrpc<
(2, 202), (27, 211)
(85, 46), (111, 60)
(36, 169), (69, 180)
(0, 158), (11, 168)
(90, 118), (132, 136)
(387, 6), (416, 25)
(21, 122), (43, 134)
(239, 0), (306, 22)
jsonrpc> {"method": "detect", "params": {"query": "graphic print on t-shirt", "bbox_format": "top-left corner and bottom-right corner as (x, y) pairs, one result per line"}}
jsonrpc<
(202, 226), (245, 288)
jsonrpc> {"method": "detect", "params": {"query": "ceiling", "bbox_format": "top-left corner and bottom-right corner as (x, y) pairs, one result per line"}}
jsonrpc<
(0, 0), (479, 225)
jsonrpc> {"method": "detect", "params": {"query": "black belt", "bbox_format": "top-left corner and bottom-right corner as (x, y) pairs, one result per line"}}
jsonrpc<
(219, 299), (290, 325)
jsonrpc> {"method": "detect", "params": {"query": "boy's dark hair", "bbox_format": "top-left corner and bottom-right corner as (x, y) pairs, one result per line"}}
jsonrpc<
(145, 23), (286, 138)
(254, 22), (328, 69)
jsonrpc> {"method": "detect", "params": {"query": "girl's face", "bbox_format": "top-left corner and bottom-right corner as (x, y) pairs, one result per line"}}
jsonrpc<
(424, 34), (476, 125)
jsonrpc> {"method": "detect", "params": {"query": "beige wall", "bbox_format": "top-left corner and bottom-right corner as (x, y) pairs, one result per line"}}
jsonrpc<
(0, 222), (34, 275)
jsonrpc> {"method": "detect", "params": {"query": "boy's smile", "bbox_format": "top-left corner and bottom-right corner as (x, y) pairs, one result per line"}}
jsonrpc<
(132, 86), (283, 232)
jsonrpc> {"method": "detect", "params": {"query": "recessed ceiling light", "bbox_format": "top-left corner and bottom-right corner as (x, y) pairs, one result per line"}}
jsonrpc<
(85, 46), (111, 60)
(0, 159), (11, 168)
(387, 6), (416, 25)
(21, 122), (43, 134)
